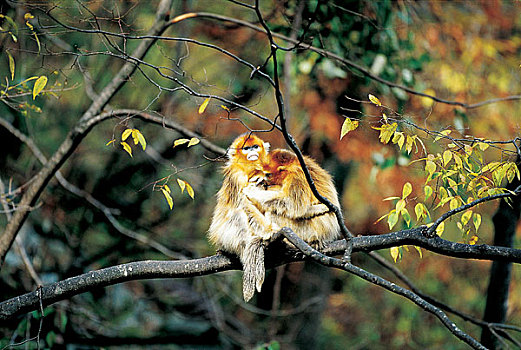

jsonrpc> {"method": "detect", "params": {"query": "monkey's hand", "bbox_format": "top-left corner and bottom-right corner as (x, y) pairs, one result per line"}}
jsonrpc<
(242, 183), (279, 205)
(248, 174), (268, 188)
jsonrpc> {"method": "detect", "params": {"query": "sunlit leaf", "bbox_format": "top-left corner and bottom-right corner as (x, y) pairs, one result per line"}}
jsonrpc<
(461, 210), (472, 226)
(187, 137), (200, 147)
(442, 150), (452, 167)
(473, 213), (482, 232)
(401, 208), (411, 227)
(105, 139), (116, 146)
(414, 203), (424, 221)
(134, 130), (146, 150)
(414, 246), (423, 258)
(368, 94), (382, 106)
(161, 188), (174, 210)
(436, 222), (445, 237)
(220, 105), (229, 111)
(173, 138), (190, 147)
(120, 142), (132, 157)
(478, 142), (489, 151)
(425, 160), (436, 177)
(469, 235), (478, 245)
(340, 117), (359, 139)
(373, 122), (397, 144)
(6, 51), (15, 80)
(177, 178), (186, 193)
(395, 199), (406, 214)
(390, 247), (400, 263)
(198, 97), (210, 114)
(434, 129), (451, 142)
(383, 196), (400, 201)
(32, 75), (47, 99)
(121, 128), (132, 141)
(164, 184), (171, 193)
(185, 182), (195, 199)
(402, 182), (412, 199)
(382, 113), (388, 123)
(424, 185), (433, 200)
(387, 210), (399, 230)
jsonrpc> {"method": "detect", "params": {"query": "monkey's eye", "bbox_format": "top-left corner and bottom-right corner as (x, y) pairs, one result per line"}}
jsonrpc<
(242, 146), (252, 151)
(251, 145), (260, 150)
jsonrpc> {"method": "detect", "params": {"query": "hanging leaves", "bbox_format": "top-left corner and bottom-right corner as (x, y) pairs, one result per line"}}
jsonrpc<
(32, 76), (47, 99)
(340, 117), (359, 139)
(120, 142), (132, 157)
(161, 185), (174, 210)
(173, 137), (200, 148)
(198, 98), (210, 114)
(368, 94), (382, 106)
(6, 51), (15, 80)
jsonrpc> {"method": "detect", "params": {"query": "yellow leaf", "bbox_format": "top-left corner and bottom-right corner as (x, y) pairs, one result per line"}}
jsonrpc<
(414, 246), (423, 258)
(135, 130), (146, 150)
(32, 75), (47, 99)
(382, 113), (388, 122)
(177, 178), (186, 193)
(390, 247), (400, 263)
(383, 196), (400, 201)
(420, 88), (436, 108)
(198, 97), (210, 114)
(185, 182), (195, 199)
(105, 139), (116, 146)
(187, 137), (200, 147)
(122, 128), (132, 141)
(395, 199), (406, 213)
(24, 13), (34, 20)
(131, 129), (139, 145)
(449, 197), (459, 210)
(442, 150), (452, 167)
(161, 188), (174, 210)
(173, 138), (190, 147)
(340, 117), (359, 139)
(425, 160), (436, 177)
(220, 105), (229, 111)
(405, 134), (415, 154)
(478, 142), (489, 151)
(414, 203), (424, 221)
(436, 222), (445, 237)
(461, 210), (472, 226)
(402, 182), (412, 199)
(120, 142), (132, 157)
(434, 129), (451, 142)
(469, 235), (478, 245)
(368, 94), (382, 106)
(424, 185), (433, 200)
(6, 51), (15, 80)
(164, 184), (171, 193)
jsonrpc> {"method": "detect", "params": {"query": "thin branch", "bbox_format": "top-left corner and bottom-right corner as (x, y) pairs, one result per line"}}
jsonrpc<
(426, 186), (521, 237)
(172, 12), (521, 109)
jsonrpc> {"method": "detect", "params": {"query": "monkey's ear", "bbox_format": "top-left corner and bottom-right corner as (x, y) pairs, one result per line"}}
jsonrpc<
(226, 148), (236, 158)
(263, 142), (270, 153)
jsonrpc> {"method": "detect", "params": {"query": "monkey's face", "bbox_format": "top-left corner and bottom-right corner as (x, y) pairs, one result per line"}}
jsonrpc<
(227, 134), (270, 164)
(263, 150), (296, 186)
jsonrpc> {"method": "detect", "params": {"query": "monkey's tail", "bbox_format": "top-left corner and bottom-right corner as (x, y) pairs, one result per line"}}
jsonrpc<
(241, 238), (265, 302)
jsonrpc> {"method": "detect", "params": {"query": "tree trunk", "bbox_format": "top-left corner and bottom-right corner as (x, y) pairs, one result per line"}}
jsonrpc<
(481, 159), (521, 349)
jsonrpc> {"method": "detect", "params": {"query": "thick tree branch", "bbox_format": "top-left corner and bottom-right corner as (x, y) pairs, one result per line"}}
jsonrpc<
(2, 226), (521, 321)
(0, 0), (175, 267)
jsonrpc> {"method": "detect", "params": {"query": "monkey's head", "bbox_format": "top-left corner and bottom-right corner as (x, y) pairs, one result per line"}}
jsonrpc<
(227, 134), (270, 165)
(263, 149), (298, 186)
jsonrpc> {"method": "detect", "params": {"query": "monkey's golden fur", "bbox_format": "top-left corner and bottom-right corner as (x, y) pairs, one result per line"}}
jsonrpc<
(208, 134), (276, 301)
(244, 149), (341, 246)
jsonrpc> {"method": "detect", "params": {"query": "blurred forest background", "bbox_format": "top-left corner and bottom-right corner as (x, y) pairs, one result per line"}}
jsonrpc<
(1, 0), (521, 348)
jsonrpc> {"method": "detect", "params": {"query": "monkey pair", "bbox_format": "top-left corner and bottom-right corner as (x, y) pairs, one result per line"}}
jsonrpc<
(208, 134), (341, 301)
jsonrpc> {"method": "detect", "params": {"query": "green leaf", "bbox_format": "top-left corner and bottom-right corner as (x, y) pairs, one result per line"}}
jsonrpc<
(32, 75), (47, 99)
(436, 222), (445, 237)
(461, 210), (472, 226)
(387, 210), (399, 230)
(473, 213), (482, 232)
(424, 185), (433, 200)
(340, 117), (359, 139)
(402, 182), (412, 199)
(6, 51), (15, 80)
(401, 208), (411, 227)
(414, 203), (424, 221)
(395, 199), (406, 213)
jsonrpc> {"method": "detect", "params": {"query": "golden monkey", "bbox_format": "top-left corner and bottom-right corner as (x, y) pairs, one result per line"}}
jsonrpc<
(208, 134), (277, 302)
(243, 149), (341, 246)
